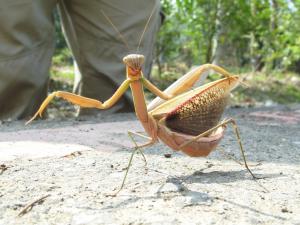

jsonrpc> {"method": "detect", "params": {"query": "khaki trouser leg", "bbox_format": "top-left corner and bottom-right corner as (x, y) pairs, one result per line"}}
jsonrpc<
(58, 0), (161, 115)
(0, 1), (57, 120)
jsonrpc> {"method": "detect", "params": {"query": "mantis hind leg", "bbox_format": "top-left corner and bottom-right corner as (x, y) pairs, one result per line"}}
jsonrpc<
(217, 147), (261, 167)
(180, 118), (268, 192)
(227, 119), (257, 179)
(179, 118), (256, 179)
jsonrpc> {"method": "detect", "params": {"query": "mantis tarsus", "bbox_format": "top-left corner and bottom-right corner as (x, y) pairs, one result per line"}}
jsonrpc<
(27, 4), (262, 195)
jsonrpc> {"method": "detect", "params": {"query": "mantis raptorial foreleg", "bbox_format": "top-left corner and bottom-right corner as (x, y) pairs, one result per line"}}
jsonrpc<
(148, 64), (237, 111)
(27, 63), (234, 124)
(142, 77), (173, 100)
(26, 79), (131, 124)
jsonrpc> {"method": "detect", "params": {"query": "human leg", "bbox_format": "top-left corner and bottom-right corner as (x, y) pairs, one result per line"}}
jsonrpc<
(0, 1), (57, 120)
(58, 0), (162, 115)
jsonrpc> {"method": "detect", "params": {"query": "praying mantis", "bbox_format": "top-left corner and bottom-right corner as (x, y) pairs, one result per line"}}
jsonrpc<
(26, 4), (260, 194)
(27, 54), (257, 191)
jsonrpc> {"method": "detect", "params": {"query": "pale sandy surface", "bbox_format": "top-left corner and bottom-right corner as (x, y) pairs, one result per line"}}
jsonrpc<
(0, 105), (299, 225)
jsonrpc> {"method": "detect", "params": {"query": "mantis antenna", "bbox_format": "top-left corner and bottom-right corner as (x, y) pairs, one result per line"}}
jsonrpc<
(137, 3), (158, 52)
(100, 10), (131, 51)
(101, 2), (158, 53)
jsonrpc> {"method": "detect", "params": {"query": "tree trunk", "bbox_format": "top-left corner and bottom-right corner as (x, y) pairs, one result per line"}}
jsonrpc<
(212, 0), (227, 66)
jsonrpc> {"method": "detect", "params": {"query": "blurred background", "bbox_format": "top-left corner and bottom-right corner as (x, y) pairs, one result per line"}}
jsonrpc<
(51, 0), (300, 117)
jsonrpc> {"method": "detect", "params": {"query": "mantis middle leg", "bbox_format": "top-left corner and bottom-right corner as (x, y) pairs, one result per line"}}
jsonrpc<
(109, 131), (157, 196)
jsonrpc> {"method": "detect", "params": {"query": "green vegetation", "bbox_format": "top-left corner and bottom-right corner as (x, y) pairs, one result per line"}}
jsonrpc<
(157, 0), (300, 71)
(50, 12), (73, 92)
(51, 1), (300, 105)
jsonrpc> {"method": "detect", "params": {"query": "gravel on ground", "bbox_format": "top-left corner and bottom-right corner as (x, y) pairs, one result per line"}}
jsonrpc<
(0, 105), (299, 225)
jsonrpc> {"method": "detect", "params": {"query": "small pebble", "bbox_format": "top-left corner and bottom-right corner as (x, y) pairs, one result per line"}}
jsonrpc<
(281, 207), (291, 213)
(164, 153), (172, 158)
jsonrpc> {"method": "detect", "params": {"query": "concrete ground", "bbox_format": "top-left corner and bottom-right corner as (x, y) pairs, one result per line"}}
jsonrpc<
(0, 105), (299, 225)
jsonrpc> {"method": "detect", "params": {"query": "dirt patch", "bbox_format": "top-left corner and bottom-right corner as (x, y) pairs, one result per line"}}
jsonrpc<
(0, 105), (299, 224)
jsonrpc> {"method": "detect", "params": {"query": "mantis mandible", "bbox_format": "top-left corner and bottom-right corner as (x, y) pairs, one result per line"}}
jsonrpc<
(27, 4), (260, 194)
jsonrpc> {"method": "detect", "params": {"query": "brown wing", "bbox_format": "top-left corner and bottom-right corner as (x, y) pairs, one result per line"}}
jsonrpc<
(165, 81), (230, 136)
